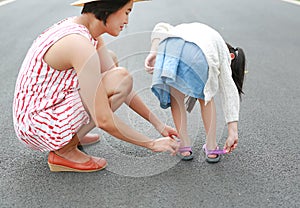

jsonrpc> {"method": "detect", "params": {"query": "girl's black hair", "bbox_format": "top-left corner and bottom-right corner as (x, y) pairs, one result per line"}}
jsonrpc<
(226, 42), (246, 98)
(82, 0), (130, 25)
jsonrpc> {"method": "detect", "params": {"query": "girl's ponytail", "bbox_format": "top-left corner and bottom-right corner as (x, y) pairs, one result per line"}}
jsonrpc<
(226, 43), (246, 98)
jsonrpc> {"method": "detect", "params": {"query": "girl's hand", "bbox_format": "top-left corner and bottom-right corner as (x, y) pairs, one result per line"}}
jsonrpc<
(224, 122), (238, 153)
(144, 52), (157, 74)
(150, 136), (179, 156)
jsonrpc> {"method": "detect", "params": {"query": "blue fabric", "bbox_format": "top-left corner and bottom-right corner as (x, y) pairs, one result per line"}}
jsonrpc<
(151, 37), (209, 109)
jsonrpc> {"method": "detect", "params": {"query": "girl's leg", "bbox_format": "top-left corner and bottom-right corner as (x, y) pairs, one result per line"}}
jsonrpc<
(170, 87), (191, 156)
(198, 99), (217, 158)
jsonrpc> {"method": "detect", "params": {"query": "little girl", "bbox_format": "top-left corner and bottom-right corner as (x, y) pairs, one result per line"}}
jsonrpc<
(145, 22), (246, 162)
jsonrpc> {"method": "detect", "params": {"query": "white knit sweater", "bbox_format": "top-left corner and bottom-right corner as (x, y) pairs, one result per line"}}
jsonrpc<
(151, 22), (240, 123)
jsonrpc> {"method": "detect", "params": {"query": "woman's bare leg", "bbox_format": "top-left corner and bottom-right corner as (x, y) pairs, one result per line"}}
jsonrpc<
(199, 99), (217, 158)
(100, 67), (133, 112)
(55, 66), (132, 163)
(54, 134), (92, 163)
(77, 49), (120, 141)
(170, 88), (191, 156)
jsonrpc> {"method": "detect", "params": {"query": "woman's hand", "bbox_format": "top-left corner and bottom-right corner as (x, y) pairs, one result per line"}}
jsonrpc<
(224, 122), (238, 153)
(144, 52), (157, 74)
(149, 136), (179, 156)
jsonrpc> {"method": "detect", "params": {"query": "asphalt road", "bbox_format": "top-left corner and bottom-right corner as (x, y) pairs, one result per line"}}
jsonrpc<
(0, 0), (300, 207)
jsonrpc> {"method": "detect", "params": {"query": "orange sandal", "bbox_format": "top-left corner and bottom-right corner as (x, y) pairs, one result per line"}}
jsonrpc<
(48, 151), (107, 172)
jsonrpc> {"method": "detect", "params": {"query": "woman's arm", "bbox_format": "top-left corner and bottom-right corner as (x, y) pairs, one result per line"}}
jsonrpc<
(125, 91), (178, 137)
(96, 36), (117, 73)
(69, 35), (179, 154)
(95, 36), (177, 137)
(94, 81), (176, 151)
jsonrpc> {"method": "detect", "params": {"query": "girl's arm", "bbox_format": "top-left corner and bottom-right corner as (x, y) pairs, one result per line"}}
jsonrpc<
(145, 23), (174, 73)
(224, 121), (238, 153)
(144, 38), (160, 74)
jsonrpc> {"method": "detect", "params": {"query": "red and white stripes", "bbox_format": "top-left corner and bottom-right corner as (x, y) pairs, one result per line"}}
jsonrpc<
(13, 17), (95, 151)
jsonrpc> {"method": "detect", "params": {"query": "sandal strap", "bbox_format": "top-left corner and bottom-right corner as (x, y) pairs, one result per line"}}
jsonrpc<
(207, 149), (227, 155)
(179, 146), (192, 153)
(203, 144), (227, 155)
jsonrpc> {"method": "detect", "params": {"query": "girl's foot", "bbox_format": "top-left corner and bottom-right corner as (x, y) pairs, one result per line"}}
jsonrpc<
(178, 146), (194, 161)
(202, 144), (227, 163)
(205, 144), (218, 158)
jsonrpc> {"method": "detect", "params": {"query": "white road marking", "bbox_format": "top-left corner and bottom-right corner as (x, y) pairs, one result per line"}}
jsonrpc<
(0, 0), (16, 7)
(282, 0), (300, 6)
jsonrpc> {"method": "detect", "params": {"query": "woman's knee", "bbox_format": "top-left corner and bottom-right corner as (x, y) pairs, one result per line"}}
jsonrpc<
(103, 67), (133, 94)
(116, 67), (133, 87)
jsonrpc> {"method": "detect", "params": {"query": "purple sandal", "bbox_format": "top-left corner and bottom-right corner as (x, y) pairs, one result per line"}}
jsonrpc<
(202, 144), (227, 163)
(178, 146), (194, 161)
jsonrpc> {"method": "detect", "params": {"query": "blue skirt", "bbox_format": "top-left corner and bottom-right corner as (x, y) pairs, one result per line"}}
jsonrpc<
(151, 37), (209, 109)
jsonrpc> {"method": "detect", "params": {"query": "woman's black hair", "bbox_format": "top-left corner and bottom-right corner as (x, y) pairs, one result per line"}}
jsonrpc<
(82, 0), (131, 25)
(226, 42), (246, 98)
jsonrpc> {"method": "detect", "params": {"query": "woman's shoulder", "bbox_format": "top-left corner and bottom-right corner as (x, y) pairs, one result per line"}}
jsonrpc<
(36, 16), (95, 44)
(44, 17), (88, 34)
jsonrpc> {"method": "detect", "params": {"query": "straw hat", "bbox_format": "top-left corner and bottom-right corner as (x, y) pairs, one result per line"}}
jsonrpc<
(71, 0), (150, 6)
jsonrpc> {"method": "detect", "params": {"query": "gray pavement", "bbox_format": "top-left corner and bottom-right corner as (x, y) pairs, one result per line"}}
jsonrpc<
(1, 0), (300, 207)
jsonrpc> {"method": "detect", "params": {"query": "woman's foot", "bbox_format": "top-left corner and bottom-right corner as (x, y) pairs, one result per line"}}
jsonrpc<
(48, 151), (107, 172)
(55, 147), (92, 163)
(48, 134), (106, 172)
(78, 134), (100, 146)
(55, 134), (96, 163)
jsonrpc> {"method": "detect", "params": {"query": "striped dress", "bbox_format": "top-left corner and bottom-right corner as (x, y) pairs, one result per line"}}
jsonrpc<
(13, 17), (97, 152)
